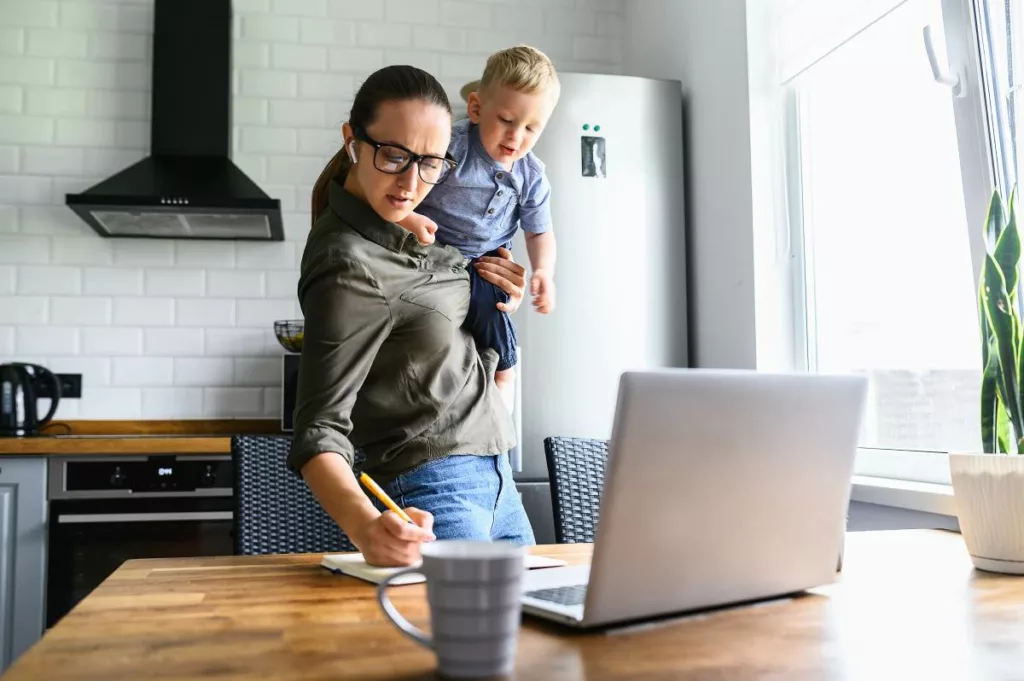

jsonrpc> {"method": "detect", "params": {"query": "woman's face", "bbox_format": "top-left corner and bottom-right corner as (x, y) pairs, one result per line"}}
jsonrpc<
(343, 99), (451, 224)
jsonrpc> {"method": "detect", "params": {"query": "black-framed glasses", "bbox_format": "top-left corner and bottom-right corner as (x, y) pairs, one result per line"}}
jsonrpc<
(353, 127), (456, 185)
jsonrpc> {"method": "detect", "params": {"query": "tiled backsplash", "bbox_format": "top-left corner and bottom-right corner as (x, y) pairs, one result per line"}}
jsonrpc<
(0, 0), (624, 419)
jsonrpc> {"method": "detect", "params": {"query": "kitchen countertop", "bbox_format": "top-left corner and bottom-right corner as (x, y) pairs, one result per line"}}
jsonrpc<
(0, 419), (286, 456)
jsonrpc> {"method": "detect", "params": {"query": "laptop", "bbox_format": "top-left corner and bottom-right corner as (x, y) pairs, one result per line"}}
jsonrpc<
(521, 368), (868, 628)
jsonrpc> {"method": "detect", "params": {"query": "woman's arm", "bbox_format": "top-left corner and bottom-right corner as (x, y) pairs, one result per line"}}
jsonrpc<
(301, 451), (434, 566)
(289, 253), (434, 565)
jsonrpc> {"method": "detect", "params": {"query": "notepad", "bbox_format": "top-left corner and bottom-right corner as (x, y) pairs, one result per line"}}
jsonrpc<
(320, 552), (568, 585)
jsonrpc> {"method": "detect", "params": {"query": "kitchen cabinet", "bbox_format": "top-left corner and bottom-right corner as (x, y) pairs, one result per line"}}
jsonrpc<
(0, 459), (47, 673)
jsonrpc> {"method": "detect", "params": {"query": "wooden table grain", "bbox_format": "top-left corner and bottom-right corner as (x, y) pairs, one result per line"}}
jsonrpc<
(4, 530), (1023, 680)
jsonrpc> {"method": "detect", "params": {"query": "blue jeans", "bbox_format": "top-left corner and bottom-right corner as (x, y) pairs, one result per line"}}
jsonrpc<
(376, 454), (535, 545)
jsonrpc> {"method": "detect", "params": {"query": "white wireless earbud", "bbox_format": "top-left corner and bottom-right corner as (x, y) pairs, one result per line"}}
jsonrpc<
(347, 140), (358, 164)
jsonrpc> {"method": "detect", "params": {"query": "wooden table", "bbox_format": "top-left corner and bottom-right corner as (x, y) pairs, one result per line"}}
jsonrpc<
(4, 530), (1023, 680)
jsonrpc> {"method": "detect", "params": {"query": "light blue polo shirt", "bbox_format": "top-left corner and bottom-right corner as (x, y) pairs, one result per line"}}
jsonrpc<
(417, 118), (552, 259)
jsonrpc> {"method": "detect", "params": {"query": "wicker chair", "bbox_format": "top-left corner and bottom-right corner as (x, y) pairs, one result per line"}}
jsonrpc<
(231, 435), (356, 555)
(543, 436), (610, 544)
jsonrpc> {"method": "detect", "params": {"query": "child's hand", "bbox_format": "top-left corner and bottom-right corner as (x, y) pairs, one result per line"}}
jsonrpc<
(396, 212), (438, 245)
(530, 270), (556, 314)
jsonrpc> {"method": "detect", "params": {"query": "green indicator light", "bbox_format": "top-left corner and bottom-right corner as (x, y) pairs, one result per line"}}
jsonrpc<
(594, 124), (601, 132)
(582, 123), (589, 131)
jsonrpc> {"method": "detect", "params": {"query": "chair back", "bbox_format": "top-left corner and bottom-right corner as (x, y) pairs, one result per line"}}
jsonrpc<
(543, 436), (609, 544)
(232, 435), (356, 555)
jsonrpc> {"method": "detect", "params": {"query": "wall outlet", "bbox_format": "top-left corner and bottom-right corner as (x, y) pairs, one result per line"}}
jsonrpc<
(35, 374), (82, 399)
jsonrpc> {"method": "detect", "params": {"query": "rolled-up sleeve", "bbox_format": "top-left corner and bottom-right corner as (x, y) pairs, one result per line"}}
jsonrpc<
(287, 248), (393, 474)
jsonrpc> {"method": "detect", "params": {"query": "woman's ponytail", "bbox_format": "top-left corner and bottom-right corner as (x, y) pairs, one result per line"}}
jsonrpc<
(311, 148), (351, 228)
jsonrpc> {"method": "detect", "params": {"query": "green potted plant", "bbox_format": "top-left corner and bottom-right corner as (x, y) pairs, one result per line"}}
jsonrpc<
(950, 187), (1024, 574)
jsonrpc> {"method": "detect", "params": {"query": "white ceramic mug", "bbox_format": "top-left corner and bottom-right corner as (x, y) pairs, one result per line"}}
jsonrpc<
(377, 540), (527, 679)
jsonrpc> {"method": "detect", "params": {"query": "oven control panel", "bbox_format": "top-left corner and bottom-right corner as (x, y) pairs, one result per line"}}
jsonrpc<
(54, 456), (232, 496)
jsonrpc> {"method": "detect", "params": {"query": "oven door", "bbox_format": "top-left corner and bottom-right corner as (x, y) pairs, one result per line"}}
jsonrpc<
(46, 495), (233, 628)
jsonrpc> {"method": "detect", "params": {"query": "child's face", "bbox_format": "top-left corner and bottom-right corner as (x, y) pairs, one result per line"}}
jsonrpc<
(468, 85), (557, 167)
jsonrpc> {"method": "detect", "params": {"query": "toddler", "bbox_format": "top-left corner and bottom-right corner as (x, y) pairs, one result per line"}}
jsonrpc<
(403, 45), (560, 410)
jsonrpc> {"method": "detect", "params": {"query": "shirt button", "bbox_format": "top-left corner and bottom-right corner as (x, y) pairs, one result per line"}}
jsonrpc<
(496, 172), (504, 180)
(452, 266), (460, 273)
(497, 190), (503, 197)
(487, 208), (495, 215)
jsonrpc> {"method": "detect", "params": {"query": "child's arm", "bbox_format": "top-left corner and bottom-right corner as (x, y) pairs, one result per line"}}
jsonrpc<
(524, 231), (556, 314)
(525, 230), (556, 274)
(519, 167), (556, 314)
(396, 212), (438, 245)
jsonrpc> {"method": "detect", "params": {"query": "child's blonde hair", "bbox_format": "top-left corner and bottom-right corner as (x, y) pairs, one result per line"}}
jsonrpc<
(479, 45), (560, 100)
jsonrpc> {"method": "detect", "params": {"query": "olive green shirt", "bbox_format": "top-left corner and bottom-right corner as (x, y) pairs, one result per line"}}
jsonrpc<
(287, 180), (516, 483)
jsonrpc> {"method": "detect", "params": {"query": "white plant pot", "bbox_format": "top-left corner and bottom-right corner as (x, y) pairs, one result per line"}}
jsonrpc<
(949, 453), (1024, 574)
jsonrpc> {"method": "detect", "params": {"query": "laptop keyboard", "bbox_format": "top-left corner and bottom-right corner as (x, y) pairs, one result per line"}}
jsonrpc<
(524, 584), (588, 606)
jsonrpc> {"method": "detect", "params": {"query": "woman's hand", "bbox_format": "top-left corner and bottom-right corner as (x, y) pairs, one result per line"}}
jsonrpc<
(300, 455), (434, 568)
(473, 247), (527, 313)
(351, 508), (436, 567)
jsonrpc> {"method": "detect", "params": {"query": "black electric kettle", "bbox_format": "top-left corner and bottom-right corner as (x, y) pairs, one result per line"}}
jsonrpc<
(0, 363), (61, 437)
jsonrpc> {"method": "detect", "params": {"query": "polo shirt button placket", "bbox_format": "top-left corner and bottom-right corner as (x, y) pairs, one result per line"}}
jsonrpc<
(489, 171), (507, 216)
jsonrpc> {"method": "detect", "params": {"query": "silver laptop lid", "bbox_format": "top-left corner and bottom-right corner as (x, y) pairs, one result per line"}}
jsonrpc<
(581, 369), (868, 627)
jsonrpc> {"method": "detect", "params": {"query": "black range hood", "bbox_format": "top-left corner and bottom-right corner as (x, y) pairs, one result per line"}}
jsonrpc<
(66, 0), (283, 241)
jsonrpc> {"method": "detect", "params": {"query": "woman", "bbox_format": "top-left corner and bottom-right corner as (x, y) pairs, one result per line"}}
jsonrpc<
(288, 65), (535, 567)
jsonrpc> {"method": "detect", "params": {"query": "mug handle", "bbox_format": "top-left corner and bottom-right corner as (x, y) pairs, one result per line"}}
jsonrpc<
(377, 568), (433, 650)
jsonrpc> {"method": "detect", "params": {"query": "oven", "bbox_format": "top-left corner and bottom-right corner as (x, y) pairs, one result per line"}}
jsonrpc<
(45, 455), (234, 628)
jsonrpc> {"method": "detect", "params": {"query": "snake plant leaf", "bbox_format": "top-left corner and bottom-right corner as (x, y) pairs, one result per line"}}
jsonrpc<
(979, 187), (1021, 453)
(983, 252), (1024, 446)
(980, 280), (1013, 452)
(980, 257), (993, 363)
(998, 397), (1011, 453)
(981, 368), (999, 451)
(981, 334), (1005, 452)
(997, 196), (1024, 443)
(995, 191), (1021, 297)
(981, 259), (1002, 452)
(985, 188), (1006, 252)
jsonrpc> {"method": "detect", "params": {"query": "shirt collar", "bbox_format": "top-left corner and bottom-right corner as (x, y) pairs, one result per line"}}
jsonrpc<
(328, 179), (430, 255)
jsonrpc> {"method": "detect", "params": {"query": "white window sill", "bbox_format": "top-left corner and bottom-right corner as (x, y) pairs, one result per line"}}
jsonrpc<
(850, 475), (956, 517)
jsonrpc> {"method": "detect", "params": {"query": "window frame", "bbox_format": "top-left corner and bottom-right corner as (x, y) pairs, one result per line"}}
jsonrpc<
(942, 0), (998, 286)
(778, 0), (998, 485)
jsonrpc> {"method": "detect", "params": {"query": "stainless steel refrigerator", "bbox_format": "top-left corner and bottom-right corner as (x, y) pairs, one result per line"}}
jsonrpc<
(506, 73), (690, 542)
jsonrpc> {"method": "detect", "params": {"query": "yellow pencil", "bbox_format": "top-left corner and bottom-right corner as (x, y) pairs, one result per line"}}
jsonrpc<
(358, 472), (414, 524)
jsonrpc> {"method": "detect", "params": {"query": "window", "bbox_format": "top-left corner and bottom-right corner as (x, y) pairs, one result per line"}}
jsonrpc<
(978, 0), (1024, 195)
(780, 0), (1007, 483)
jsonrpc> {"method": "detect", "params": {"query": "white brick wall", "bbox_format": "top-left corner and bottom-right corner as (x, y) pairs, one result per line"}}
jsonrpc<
(0, 0), (624, 419)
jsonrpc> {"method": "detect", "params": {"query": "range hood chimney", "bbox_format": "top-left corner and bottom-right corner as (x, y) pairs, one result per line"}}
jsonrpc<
(65, 0), (283, 241)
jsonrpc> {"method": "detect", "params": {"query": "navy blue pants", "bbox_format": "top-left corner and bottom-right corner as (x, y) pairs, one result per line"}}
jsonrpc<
(464, 248), (518, 372)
